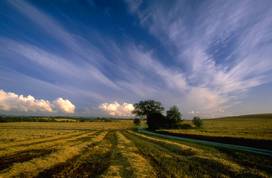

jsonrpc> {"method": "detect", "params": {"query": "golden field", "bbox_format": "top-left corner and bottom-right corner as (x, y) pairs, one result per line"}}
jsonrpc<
(0, 120), (271, 178)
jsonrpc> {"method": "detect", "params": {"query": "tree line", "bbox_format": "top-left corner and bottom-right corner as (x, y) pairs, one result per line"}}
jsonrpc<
(132, 100), (202, 130)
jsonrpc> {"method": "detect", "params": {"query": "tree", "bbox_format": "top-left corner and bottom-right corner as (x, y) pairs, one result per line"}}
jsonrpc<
(166, 105), (182, 128)
(146, 112), (166, 130)
(192, 116), (203, 128)
(132, 100), (164, 117)
(132, 100), (165, 130)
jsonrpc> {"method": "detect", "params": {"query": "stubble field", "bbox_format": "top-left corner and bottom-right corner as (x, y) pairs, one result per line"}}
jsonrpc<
(0, 120), (271, 178)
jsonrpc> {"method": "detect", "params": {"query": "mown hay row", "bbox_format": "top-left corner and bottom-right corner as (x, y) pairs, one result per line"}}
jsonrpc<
(0, 129), (75, 145)
(0, 149), (54, 171)
(124, 131), (184, 178)
(0, 131), (96, 157)
(99, 131), (136, 178)
(0, 130), (87, 151)
(114, 131), (157, 178)
(129, 131), (271, 177)
(36, 131), (116, 178)
(0, 131), (100, 171)
(0, 131), (108, 177)
(125, 131), (269, 178)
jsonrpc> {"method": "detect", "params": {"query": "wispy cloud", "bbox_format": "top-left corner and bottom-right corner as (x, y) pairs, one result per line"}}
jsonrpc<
(0, 38), (120, 90)
(7, 0), (119, 90)
(126, 0), (272, 116)
(1, 0), (272, 117)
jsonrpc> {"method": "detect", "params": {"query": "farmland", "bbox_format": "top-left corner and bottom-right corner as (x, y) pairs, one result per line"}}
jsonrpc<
(162, 114), (272, 140)
(0, 120), (272, 178)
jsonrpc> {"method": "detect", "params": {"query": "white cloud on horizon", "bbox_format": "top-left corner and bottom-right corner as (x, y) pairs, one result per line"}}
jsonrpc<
(52, 98), (75, 114)
(0, 89), (75, 114)
(99, 102), (134, 117)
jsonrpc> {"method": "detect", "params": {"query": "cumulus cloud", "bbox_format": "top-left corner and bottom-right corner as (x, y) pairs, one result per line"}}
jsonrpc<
(99, 102), (134, 116)
(0, 89), (75, 114)
(52, 98), (75, 114)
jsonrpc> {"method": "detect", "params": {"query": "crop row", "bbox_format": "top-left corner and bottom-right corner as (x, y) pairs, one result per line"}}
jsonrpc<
(0, 130), (271, 178)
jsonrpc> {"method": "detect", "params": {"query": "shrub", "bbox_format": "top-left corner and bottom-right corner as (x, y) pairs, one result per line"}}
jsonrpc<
(192, 116), (203, 128)
(166, 105), (182, 129)
(133, 118), (141, 125)
(178, 123), (193, 129)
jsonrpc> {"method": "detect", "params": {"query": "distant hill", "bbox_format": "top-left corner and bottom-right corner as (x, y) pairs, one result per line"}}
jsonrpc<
(210, 113), (272, 120)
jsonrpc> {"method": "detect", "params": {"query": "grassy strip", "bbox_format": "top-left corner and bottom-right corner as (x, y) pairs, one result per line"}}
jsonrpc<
(157, 130), (272, 150)
(125, 131), (268, 178)
(0, 131), (107, 177)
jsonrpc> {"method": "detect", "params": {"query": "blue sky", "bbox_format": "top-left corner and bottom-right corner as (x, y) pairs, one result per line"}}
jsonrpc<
(0, 0), (272, 117)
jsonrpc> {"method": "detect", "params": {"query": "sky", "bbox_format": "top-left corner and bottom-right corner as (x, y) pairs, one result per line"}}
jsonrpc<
(0, 0), (272, 118)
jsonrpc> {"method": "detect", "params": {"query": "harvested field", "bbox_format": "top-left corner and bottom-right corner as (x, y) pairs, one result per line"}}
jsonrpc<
(0, 121), (271, 178)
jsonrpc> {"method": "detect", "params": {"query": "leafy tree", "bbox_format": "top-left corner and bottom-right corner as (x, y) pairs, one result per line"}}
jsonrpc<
(166, 105), (182, 128)
(132, 100), (165, 130)
(192, 116), (203, 128)
(146, 112), (166, 130)
(132, 100), (164, 117)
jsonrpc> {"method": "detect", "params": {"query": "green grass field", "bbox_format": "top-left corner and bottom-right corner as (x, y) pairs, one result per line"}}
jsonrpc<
(162, 114), (272, 140)
(0, 119), (271, 178)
